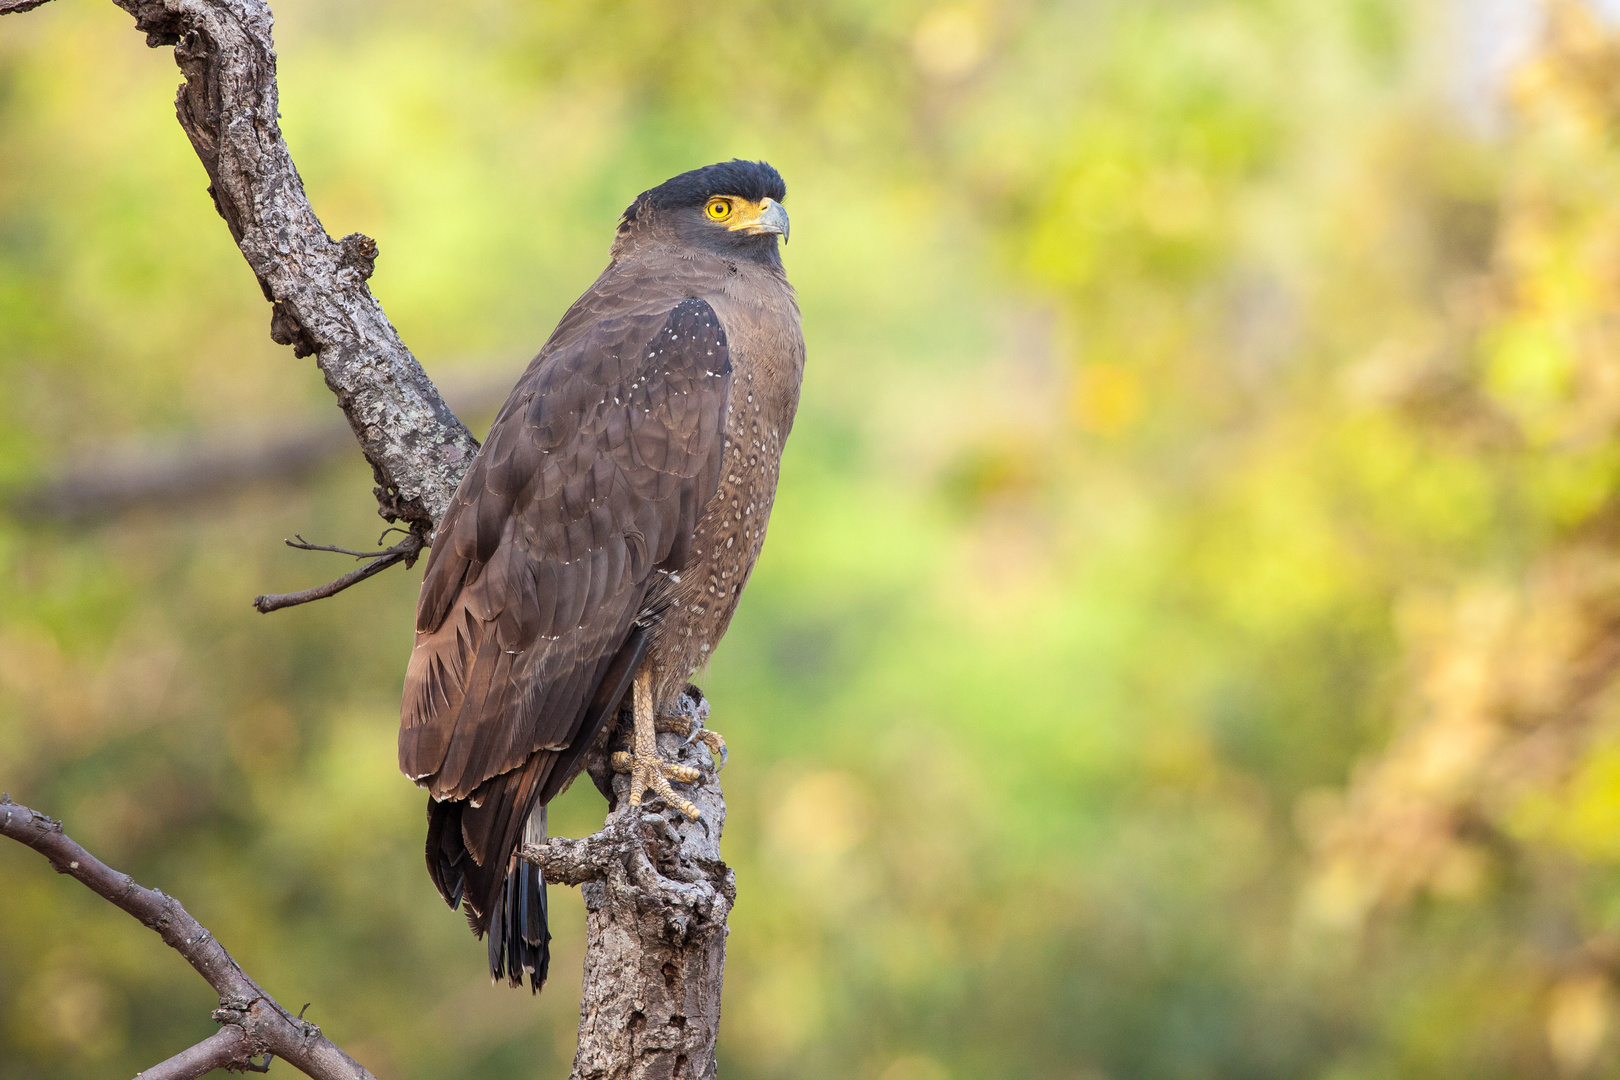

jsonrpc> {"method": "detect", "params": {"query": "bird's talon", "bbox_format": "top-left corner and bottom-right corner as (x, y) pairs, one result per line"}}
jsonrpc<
(697, 728), (726, 768)
(618, 673), (707, 818)
(657, 711), (727, 769)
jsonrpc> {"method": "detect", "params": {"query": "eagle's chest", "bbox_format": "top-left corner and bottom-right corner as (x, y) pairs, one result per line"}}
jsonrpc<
(642, 289), (803, 700)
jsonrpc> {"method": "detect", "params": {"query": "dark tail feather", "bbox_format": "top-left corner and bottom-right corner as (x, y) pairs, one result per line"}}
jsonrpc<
(421, 626), (652, 994)
(426, 797), (467, 909)
(488, 854), (550, 991)
(487, 804), (551, 991)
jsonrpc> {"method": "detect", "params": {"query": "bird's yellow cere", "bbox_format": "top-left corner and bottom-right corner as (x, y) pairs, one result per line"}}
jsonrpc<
(706, 195), (791, 239)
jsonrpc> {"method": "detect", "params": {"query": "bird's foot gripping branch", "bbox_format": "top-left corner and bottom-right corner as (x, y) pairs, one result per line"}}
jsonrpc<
(527, 688), (734, 1080)
(1, 700), (730, 1080)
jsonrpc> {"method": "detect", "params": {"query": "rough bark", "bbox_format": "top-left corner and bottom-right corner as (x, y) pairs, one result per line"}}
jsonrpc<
(526, 690), (734, 1080)
(101, 0), (478, 531)
(0, 794), (378, 1080)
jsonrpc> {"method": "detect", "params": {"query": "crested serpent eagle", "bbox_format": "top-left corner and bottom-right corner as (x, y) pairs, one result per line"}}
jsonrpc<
(398, 160), (803, 990)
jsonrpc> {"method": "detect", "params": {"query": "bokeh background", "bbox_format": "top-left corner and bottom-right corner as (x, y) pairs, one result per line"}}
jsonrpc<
(11, 0), (1620, 1077)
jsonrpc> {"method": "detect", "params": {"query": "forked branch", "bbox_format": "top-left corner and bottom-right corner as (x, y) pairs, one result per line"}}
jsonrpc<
(252, 532), (425, 613)
(0, 794), (377, 1080)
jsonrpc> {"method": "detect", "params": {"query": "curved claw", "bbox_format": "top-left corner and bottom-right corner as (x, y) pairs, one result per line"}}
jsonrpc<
(699, 729), (727, 769)
(682, 719), (727, 769)
(656, 711), (728, 769)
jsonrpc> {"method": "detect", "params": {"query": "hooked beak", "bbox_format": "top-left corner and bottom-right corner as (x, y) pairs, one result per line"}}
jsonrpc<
(731, 197), (790, 241)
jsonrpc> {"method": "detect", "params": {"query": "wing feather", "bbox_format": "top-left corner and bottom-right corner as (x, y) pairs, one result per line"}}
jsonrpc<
(400, 296), (732, 811)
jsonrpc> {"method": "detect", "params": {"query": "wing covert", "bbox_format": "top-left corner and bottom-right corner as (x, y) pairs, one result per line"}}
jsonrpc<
(400, 297), (731, 802)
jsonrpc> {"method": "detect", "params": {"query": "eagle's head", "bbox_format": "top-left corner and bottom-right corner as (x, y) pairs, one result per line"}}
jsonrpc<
(617, 159), (789, 261)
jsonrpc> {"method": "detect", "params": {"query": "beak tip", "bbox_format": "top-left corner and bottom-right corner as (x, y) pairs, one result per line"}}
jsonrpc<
(763, 200), (791, 242)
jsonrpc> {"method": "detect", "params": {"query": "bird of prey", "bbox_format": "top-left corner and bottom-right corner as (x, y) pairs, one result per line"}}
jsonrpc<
(398, 160), (802, 991)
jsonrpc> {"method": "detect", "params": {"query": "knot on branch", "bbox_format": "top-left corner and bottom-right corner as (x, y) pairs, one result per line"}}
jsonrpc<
(269, 300), (317, 358)
(374, 485), (432, 528)
(125, 4), (185, 48)
(338, 233), (379, 281)
(211, 999), (274, 1071)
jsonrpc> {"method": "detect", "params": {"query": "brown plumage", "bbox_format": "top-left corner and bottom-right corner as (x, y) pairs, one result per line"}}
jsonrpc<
(399, 160), (803, 990)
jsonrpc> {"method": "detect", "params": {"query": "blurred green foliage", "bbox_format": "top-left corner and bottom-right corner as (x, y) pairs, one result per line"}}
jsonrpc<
(11, 0), (1620, 1078)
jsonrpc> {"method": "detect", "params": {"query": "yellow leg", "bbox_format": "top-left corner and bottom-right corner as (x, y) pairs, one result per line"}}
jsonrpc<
(610, 670), (703, 819)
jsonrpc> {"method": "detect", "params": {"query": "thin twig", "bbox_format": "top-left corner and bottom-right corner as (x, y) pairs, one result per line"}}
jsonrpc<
(287, 534), (404, 559)
(0, 794), (380, 1080)
(253, 534), (423, 614)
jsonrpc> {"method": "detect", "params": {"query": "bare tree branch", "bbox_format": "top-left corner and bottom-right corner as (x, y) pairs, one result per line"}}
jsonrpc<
(0, 794), (379, 1080)
(98, 0), (479, 531)
(134, 1027), (255, 1080)
(0, 0), (58, 14)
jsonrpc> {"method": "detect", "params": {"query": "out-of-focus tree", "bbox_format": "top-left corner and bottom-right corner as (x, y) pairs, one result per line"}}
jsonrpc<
(1297, 5), (1620, 1076)
(18, 1), (1620, 1079)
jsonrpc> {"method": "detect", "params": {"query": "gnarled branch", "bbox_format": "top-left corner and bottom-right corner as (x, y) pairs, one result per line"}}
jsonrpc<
(525, 688), (733, 1080)
(86, 0), (479, 532)
(0, 794), (377, 1080)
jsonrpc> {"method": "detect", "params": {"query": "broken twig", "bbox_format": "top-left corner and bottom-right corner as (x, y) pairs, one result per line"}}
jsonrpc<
(253, 532), (425, 613)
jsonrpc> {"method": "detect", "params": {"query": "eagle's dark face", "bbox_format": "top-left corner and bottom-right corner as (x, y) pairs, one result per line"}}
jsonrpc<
(618, 159), (789, 262)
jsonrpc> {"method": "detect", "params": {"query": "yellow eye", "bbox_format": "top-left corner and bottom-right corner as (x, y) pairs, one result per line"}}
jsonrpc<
(705, 198), (732, 221)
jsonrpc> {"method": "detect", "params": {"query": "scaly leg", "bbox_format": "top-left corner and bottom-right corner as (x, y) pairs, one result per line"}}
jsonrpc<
(610, 670), (704, 819)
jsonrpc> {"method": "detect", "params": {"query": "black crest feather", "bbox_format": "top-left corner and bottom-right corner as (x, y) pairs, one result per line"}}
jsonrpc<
(622, 159), (786, 224)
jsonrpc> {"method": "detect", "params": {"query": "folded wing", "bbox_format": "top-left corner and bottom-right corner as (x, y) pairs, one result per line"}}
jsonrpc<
(399, 296), (732, 916)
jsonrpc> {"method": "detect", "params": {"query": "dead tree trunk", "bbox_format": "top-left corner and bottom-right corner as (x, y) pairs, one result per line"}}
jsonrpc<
(0, 1), (734, 1076)
(530, 690), (734, 1080)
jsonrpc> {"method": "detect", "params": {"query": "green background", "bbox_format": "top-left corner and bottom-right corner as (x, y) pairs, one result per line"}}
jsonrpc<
(8, 1), (1620, 1077)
